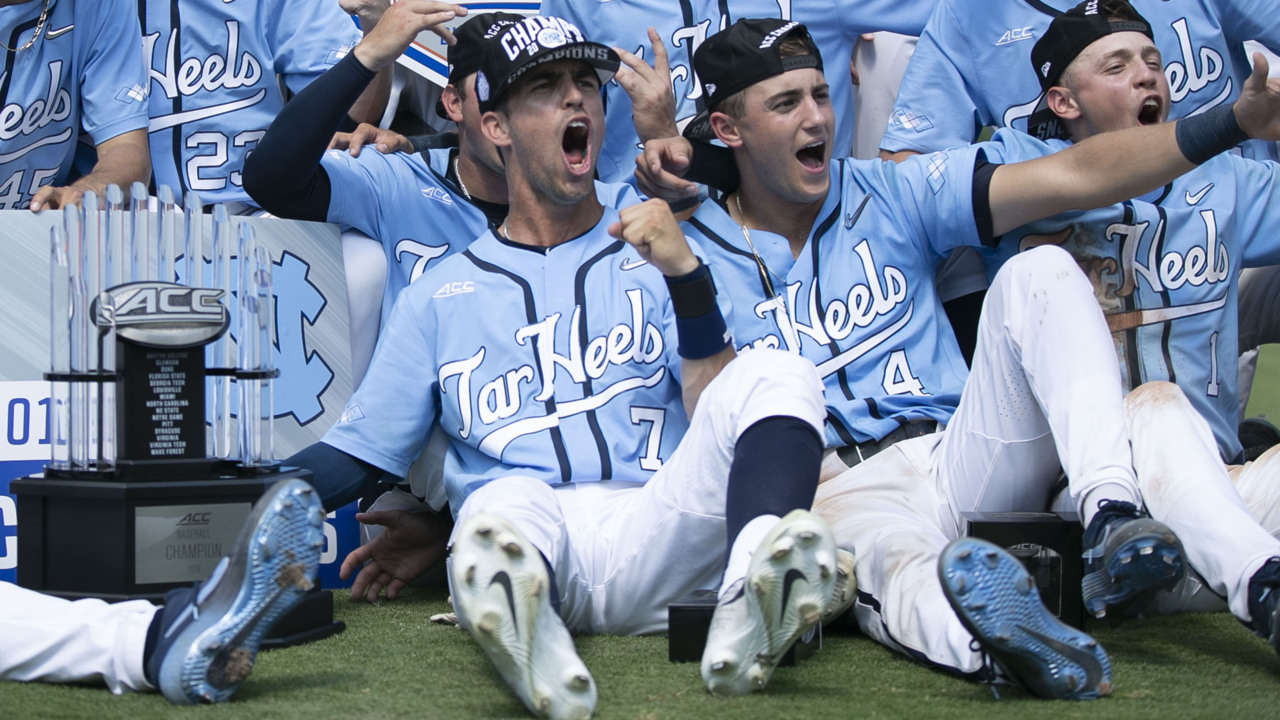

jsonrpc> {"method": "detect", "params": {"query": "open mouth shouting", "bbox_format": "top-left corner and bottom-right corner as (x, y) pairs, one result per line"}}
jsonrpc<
(796, 139), (827, 172)
(1137, 96), (1163, 125)
(563, 119), (592, 175)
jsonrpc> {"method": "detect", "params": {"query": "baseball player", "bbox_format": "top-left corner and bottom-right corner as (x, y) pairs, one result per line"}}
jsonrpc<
(283, 14), (843, 717)
(139, 0), (371, 210)
(969, 0), (1280, 621)
(0, 479), (324, 704)
(0, 0), (150, 211)
(245, 5), (640, 338)
(875, 0), (1280, 416)
(534, 0), (935, 184)
(639, 14), (1280, 698)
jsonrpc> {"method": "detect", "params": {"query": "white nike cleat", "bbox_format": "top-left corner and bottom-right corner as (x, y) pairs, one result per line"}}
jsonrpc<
(821, 548), (858, 626)
(449, 514), (595, 720)
(701, 509), (837, 696)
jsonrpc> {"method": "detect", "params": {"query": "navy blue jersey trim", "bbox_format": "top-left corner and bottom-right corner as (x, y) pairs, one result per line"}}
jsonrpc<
(1118, 203), (1144, 390)
(462, 248), (572, 482)
(1, 14), (43, 102)
(1153, 205), (1176, 385)
(167, 0), (187, 195)
(1021, 0), (1063, 17)
(573, 239), (629, 481)
(687, 214), (775, 300)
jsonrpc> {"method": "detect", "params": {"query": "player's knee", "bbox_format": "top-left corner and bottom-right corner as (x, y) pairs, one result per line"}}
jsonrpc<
(1124, 381), (1191, 423)
(991, 244), (1092, 304)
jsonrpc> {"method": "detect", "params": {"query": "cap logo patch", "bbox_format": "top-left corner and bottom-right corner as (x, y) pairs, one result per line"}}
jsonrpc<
(1084, 0), (1098, 14)
(476, 70), (490, 102)
(535, 27), (568, 51)
(501, 16), (584, 61)
(1041, 60), (1052, 77)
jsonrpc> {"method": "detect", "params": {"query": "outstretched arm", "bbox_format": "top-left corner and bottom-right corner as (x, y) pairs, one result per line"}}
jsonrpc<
(989, 54), (1280, 236)
(243, 1), (464, 220)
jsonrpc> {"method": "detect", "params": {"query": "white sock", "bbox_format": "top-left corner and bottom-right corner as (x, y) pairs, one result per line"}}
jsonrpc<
(719, 514), (781, 598)
(1080, 482), (1142, 527)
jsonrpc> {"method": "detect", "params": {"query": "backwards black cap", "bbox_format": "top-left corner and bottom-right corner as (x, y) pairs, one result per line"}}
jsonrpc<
(683, 18), (823, 141)
(473, 15), (619, 113)
(434, 12), (525, 120)
(1030, 0), (1154, 92)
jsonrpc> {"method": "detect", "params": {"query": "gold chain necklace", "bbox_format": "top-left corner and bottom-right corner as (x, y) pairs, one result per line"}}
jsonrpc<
(453, 155), (472, 201)
(0, 0), (52, 54)
(733, 192), (781, 300)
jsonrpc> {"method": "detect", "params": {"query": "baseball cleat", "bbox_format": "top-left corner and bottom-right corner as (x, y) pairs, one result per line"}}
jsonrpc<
(1081, 500), (1185, 619)
(148, 478), (325, 704)
(701, 510), (837, 696)
(940, 537), (1111, 700)
(1246, 556), (1280, 658)
(821, 548), (858, 626)
(449, 514), (595, 720)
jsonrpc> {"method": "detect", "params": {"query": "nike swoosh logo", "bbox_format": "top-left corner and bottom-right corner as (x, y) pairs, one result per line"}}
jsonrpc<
(778, 568), (808, 625)
(489, 571), (519, 634)
(620, 258), (648, 271)
(1021, 624), (1104, 691)
(148, 89), (267, 133)
(1185, 183), (1214, 205)
(45, 24), (73, 39)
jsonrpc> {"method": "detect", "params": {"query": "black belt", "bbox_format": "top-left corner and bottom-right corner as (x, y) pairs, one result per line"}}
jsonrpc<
(836, 420), (938, 468)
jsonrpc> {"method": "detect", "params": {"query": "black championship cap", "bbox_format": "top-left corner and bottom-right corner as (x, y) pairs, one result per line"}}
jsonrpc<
(473, 15), (619, 113)
(1026, 0), (1154, 139)
(683, 18), (823, 141)
(435, 12), (525, 119)
(1030, 0), (1153, 92)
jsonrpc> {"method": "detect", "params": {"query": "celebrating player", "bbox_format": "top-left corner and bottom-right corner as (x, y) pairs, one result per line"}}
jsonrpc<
(877, 0), (1280, 428)
(0, 479), (324, 704)
(969, 0), (1280, 622)
(535, 0), (935, 183)
(244, 5), (642, 381)
(280, 14), (844, 718)
(0, 0), (150, 211)
(637, 13), (1280, 699)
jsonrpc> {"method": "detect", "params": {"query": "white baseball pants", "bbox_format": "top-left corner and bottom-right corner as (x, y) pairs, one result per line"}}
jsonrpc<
(0, 582), (155, 693)
(451, 348), (826, 636)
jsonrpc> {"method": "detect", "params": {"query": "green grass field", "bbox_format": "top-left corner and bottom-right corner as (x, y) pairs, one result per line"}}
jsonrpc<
(1245, 345), (1280, 423)
(5, 347), (1277, 719)
(3, 585), (1279, 720)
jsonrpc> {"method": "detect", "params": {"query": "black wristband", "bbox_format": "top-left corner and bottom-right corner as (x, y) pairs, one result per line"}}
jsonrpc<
(1176, 104), (1248, 165)
(664, 261), (718, 318)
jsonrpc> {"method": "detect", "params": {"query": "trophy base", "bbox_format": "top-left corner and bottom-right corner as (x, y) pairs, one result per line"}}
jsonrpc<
(11, 466), (344, 647)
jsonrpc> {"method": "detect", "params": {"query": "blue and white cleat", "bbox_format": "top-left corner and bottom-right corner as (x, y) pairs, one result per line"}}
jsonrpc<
(1247, 556), (1280, 658)
(148, 478), (326, 704)
(939, 537), (1112, 700)
(449, 513), (596, 720)
(1081, 500), (1184, 619)
(702, 510), (837, 696)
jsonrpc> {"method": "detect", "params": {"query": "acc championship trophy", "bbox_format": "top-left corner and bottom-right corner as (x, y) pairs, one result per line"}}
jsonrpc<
(11, 184), (342, 646)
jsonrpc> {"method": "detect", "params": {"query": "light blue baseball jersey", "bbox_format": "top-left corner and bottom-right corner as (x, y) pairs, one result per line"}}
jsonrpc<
(0, 0), (148, 210)
(536, 0), (933, 183)
(682, 149), (991, 448)
(880, 0), (1280, 161)
(321, 144), (642, 323)
(977, 129), (1280, 462)
(141, 0), (361, 204)
(323, 210), (705, 512)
